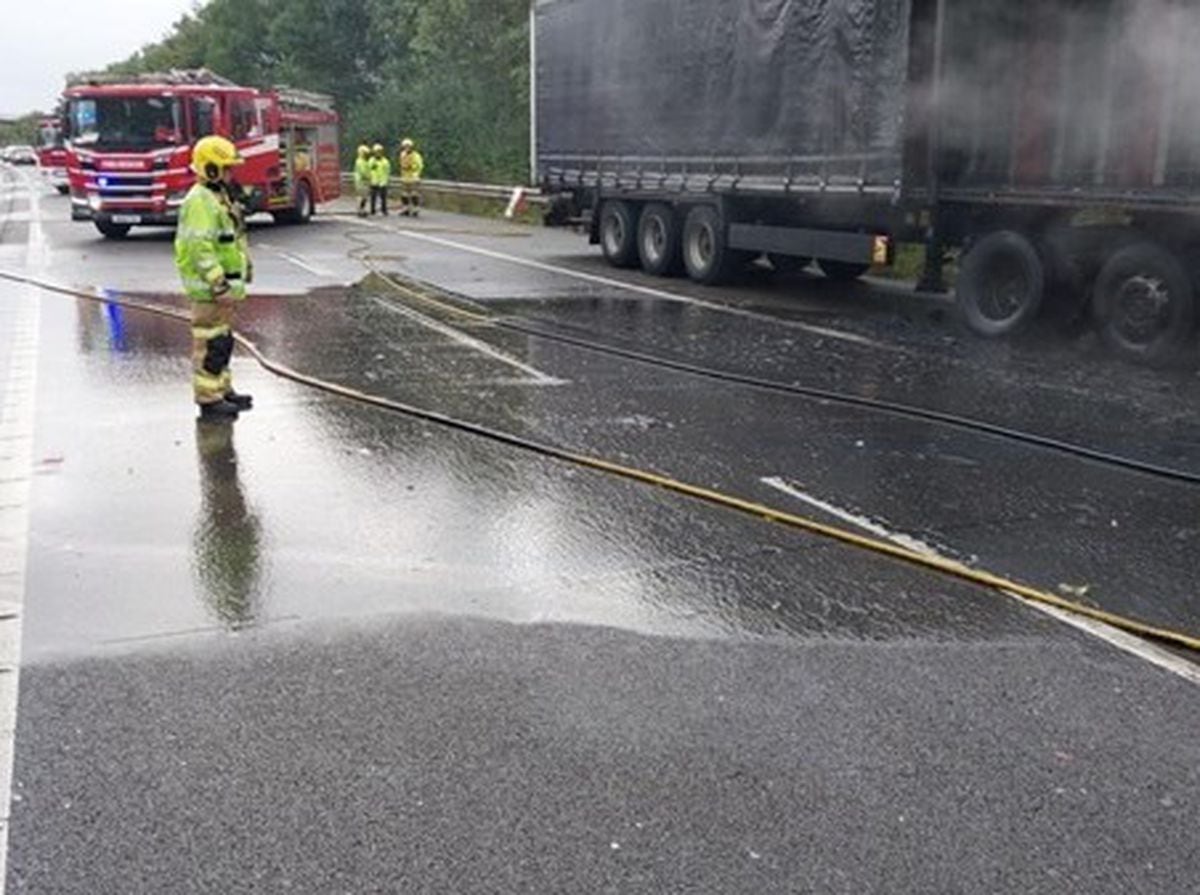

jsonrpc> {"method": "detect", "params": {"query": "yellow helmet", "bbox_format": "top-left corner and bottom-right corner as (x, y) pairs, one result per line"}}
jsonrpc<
(357, 144), (370, 158)
(401, 138), (414, 149)
(191, 135), (244, 180)
(372, 143), (384, 154)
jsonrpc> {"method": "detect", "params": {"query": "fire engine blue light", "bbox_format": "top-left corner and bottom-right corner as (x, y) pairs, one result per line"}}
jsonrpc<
(98, 177), (109, 188)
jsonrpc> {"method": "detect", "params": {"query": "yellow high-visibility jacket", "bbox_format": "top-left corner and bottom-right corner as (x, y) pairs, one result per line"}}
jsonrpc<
(368, 156), (392, 187)
(353, 155), (372, 194)
(174, 183), (249, 301)
(399, 149), (424, 183)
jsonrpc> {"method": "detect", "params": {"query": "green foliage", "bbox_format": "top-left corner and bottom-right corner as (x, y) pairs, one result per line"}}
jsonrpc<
(0, 114), (40, 146)
(103, 0), (531, 183)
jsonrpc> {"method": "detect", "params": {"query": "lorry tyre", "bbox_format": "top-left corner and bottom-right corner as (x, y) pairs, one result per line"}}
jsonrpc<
(637, 203), (682, 276)
(769, 254), (811, 276)
(683, 205), (737, 285)
(817, 259), (870, 282)
(1092, 241), (1194, 364)
(956, 230), (1045, 337)
(599, 200), (638, 268)
(94, 220), (131, 240)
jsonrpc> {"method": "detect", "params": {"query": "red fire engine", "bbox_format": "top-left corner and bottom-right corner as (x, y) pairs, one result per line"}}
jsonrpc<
(63, 69), (340, 239)
(35, 115), (70, 194)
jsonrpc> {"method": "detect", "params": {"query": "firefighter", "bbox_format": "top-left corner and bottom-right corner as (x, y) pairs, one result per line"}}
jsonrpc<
(174, 135), (253, 420)
(353, 144), (371, 217)
(369, 142), (391, 216)
(398, 137), (424, 217)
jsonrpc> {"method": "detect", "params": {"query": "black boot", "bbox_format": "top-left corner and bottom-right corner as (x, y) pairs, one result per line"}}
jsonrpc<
(199, 399), (241, 420)
(224, 390), (253, 410)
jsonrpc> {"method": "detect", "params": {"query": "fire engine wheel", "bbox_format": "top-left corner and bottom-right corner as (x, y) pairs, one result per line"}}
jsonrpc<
(817, 259), (871, 282)
(55, 185), (69, 195)
(956, 230), (1045, 338)
(1092, 241), (1195, 365)
(599, 200), (638, 268)
(637, 203), (682, 277)
(94, 220), (131, 240)
(293, 181), (314, 224)
(276, 182), (314, 225)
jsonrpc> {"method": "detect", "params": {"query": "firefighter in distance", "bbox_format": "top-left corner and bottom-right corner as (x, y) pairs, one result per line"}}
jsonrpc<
(398, 137), (424, 217)
(354, 144), (372, 217)
(368, 143), (391, 216)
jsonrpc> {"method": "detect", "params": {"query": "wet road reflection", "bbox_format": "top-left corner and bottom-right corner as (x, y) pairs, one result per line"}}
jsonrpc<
(205, 279), (1196, 641)
(20, 291), (1048, 658)
(193, 420), (265, 629)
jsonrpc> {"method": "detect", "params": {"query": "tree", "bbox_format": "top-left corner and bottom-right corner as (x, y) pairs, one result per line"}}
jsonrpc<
(0, 114), (40, 146)
(102, 0), (532, 182)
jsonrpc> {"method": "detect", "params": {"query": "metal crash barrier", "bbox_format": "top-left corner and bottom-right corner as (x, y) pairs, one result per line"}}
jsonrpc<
(339, 172), (548, 210)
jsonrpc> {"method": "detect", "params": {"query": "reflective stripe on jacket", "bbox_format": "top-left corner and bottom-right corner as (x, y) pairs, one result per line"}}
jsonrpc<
(399, 150), (424, 183)
(174, 183), (249, 301)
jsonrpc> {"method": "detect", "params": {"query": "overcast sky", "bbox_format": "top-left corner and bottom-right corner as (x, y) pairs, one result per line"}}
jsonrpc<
(0, 0), (198, 117)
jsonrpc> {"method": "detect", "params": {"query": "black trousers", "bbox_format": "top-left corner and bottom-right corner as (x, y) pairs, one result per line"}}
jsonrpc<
(370, 186), (388, 215)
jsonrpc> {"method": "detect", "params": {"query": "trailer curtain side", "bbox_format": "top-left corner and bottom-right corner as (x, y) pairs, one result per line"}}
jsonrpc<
(535, 0), (913, 192)
(537, 0), (1200, 207)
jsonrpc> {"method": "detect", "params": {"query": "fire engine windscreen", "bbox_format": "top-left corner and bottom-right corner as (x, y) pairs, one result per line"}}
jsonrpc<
(68, 97), (183, 151)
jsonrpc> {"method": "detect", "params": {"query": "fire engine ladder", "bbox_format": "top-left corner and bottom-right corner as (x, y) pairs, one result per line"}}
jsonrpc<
(273, 87), (336, 114)
(66, 68), (238, 88)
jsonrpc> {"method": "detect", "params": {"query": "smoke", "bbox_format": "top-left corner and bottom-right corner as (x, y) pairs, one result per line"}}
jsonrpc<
(936, 0), (1200, 191)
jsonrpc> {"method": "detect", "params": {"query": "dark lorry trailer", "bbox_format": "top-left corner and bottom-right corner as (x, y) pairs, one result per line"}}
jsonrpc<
(533, 0), (1200, 362)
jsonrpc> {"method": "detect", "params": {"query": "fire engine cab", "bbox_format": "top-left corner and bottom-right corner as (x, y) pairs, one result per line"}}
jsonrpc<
(63, 69), (340, 239)
(35, 115), (70, 194)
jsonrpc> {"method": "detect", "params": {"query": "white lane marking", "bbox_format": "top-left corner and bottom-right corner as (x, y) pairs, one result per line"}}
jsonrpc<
(258, 243), (337, 278)
(761, 476), (943, 558)
(370, 296), (567, 386)
(0, 174), (45, 888)
(345, 216), (889, 349)
(760, 476), (1200, 686)
(25, 176), (48, 271)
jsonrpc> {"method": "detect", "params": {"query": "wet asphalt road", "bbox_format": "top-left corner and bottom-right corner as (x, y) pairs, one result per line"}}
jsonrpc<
(1, 164), (1198, 893)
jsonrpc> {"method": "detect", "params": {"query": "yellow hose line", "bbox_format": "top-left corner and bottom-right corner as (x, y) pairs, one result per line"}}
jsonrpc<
(371, 269), (488, 323)
(4, 269), (1198, 654)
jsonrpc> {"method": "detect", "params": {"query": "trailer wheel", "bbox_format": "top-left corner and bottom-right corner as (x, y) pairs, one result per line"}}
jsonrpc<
(683, 205), (738, 285)
(1093, 242), (1194, 364)
(817, 259), (871, 282)
(599, 200), (638, 268)
(94, 220), (131, 240)
(637, 203), (682, 276)
(956, 230), (1045, 337)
